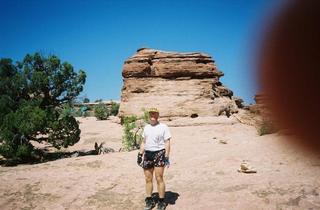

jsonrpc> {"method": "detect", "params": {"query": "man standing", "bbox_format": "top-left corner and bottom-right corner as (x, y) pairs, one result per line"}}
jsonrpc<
(137, 108), (171, 210)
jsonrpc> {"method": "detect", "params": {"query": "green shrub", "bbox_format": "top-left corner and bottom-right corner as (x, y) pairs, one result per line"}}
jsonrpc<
(122, 116), (138, 151)
(110, 102), (120, 116)
(141, 109), (150, 124)
(74, 109), (83, 117)
(60, 104), (81, 118)
(121, 109), (149, 151)
(15, 144), (33, 161)
(94, 103), (109, 120)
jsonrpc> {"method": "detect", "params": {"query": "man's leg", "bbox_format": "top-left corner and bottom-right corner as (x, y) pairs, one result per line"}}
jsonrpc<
(154, 166), (165, 198)
(143, 168), (154, 197)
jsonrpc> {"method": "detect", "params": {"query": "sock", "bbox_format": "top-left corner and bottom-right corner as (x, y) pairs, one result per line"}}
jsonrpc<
(159, 198), (165, 203)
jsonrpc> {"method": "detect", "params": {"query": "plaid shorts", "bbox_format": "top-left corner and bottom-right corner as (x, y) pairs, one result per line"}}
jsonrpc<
(142, 149), (166, 169)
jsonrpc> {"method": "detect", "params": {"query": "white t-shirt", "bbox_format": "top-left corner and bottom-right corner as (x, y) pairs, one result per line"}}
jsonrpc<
(142, 122), (172, 151)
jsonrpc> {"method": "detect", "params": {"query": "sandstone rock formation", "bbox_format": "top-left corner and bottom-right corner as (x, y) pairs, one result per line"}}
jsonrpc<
(119, 48), (243, 118)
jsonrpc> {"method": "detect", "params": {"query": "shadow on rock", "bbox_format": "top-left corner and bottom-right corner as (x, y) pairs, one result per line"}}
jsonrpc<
(0, 142), (115, 167)
(151, 191), (180, 205)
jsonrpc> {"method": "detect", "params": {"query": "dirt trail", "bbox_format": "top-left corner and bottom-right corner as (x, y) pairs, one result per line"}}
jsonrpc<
(0, 117), (320, 210)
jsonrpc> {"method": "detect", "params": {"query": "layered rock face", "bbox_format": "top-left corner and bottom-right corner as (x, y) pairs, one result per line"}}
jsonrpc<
(119, 48), (242, 118)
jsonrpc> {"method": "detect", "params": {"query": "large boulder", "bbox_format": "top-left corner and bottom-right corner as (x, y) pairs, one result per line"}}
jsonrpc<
(119, 48), (242, 118)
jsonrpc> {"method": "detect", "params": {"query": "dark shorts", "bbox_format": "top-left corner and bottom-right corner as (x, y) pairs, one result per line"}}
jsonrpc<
(142, 149), (165, 169)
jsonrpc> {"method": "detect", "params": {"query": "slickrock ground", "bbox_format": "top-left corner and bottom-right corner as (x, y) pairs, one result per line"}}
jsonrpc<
(1, 117), (320, 210)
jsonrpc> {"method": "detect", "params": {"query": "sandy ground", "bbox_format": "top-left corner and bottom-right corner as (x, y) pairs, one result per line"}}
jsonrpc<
(0, 116), (320, 210)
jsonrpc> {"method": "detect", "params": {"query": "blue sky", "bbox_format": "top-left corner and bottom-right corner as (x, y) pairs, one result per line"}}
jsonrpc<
(1, 0), (280, 104)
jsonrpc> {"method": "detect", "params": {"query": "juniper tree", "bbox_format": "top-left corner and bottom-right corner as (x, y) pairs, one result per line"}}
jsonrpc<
(0, 53), (86, 162)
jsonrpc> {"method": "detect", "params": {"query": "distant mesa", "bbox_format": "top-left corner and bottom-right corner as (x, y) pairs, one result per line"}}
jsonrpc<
(119, 48), (244, 118)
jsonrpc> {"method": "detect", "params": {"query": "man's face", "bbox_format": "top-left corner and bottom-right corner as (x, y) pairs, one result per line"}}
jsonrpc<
(149, 112), (159, 122)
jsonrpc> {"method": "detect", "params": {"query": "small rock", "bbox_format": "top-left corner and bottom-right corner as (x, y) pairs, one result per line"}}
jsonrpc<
(219, 140), (228, 144)
(70, 152), (80, 158)
(100, 147), (115, 154)
(109, 116), (121, 124)
(238, 161), (257, 173)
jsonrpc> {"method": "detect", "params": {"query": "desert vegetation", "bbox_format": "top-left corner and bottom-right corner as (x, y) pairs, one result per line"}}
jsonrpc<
(93, 101), (119, 120)
(121, 109), (149, 151)
(0, 53), (86, 164)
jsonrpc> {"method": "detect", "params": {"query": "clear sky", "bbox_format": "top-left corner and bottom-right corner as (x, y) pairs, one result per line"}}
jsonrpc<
(1, 0), (281, 104)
